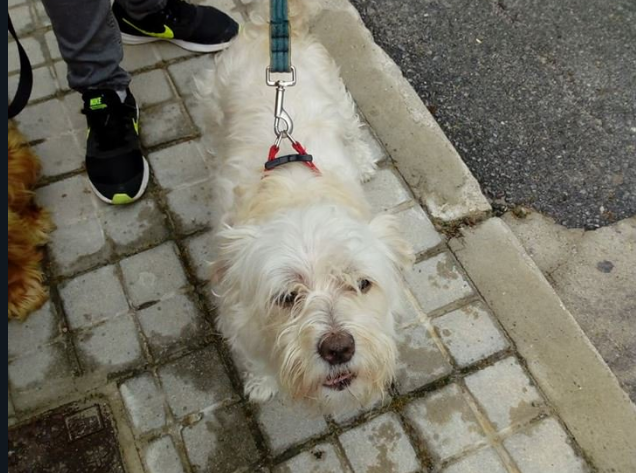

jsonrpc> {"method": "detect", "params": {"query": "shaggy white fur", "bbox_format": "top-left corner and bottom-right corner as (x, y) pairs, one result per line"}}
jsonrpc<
(199, 0), (413, 413)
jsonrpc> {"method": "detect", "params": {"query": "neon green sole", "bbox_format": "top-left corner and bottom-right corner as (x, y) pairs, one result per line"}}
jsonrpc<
(112, 194), (135, 205)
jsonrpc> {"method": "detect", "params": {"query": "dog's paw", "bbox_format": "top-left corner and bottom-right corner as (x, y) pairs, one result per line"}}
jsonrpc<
(244, 374), (279, 402)
(352, 142), (378, 182)
(358, 163), (377, 183)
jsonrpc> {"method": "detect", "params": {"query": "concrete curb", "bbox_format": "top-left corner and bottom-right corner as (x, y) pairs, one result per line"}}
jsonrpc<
(449, 218), (636, 473)
(313, 2), (491, 223)
(312, 4), (636, 472)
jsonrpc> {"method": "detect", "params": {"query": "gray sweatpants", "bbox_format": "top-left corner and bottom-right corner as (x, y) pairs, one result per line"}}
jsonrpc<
(42, 0), (167, 93)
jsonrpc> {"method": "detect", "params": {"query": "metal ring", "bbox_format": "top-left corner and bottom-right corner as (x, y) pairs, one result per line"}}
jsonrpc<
(266, 66), (297, 87)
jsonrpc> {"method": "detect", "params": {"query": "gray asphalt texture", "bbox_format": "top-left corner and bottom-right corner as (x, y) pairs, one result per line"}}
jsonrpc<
(351, 0), (636, 229)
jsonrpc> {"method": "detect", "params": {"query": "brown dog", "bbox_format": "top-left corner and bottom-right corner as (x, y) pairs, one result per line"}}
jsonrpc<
(8, 122), (52, 320)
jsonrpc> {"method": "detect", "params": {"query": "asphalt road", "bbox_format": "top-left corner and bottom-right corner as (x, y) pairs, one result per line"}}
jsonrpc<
(351, 0), (636, 229)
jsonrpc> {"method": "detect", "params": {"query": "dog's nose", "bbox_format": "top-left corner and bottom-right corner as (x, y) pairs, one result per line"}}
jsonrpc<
(318, 332), (355, 365)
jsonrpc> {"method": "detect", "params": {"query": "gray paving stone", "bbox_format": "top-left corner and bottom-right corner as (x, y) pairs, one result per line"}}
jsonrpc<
(33, 1), (51, 27)
(9, 342), (69, 392)
(130, 69), (174, 108)
(47, 217), (110, 277)
(8, 302), (59, 359)
(404, 384), (487, 462)
(53, 60), (70, 92)
(363, 168), (412, 213)
(360, 123), (389, 164)
(256, 396), (329, 454)
(8, 41), (21, 75)
(340, 413), (420, 473)
(185, 231), (216, 282)
(138, 293), (206, 358)
(405, 253), (473, 314)
(8, 394), (15, 418)
(433, 302), (509, 368)
(61, 93), (86, 131)
(182, 404), (259, 473)
(168, 56), (214, 97)
(201, 282), (218, 310)
(37, 175), (109, 275)
(159, 346), (236, 418)
(155, 41), (196, 61)
(99, 198), (169, 255)
(8, 341), (74, 410)
(165, 180), (214, 234)
(465, 357), (545, 432)
(394, 293), (423, 328)
(9, 66), (58, 102)
(36, 174), (97, 227)
(122, 44), (162, 72)
(441, 448), (507, 473)
(45, 29), (61, 60)
(120, 373), (167, 434)
(144, 436), (186, 473)
(120, 242), (189, 307)
(61, 265), (129, 330)
(148, 140), (211, 191)
(17, 35), (46, 66)
(74, 313), (144, 374)
(395, 322), (452, 394)
(15, 99), (73, 141)
(274, 442), (351, 473)
(140, 101), (196, 148)
(34, 130), (84, 178)
(503, 418), (590, 473)
(10, 6), (36, 37)
(330, 396), (391, 426)
(28, 65), (58, 100)
(8, 0), (27, 8)
(393, 205), (443, 255)
(180, 96), (205, 135)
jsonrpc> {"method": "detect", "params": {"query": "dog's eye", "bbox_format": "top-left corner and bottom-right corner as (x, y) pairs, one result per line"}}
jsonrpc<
(277, 291), (298, 308)
(358, 279), (372, 293)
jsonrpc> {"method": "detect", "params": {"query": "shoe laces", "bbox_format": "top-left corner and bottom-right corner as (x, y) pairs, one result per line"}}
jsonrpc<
(83, 103), (134, 151)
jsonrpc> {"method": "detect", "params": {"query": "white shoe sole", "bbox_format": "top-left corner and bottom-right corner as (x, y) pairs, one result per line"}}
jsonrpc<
(120, 32), (233, 53)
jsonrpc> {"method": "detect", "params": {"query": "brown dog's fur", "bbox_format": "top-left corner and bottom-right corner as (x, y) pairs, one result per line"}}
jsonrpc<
(8, 122), (52, 320)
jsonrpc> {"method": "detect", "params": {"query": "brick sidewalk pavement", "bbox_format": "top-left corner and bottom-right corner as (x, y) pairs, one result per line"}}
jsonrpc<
(8, 1), (592, 472)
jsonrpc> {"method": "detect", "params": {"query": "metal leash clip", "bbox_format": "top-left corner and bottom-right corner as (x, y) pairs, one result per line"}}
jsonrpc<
(266, 66), (297, 145)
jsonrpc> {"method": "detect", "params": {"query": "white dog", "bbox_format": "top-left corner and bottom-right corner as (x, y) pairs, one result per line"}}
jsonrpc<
(199, 0), (413, 413)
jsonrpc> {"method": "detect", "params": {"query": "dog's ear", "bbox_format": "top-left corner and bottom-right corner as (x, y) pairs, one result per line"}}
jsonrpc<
(210, 224), (259, 284)
(369, 214), (415, 271)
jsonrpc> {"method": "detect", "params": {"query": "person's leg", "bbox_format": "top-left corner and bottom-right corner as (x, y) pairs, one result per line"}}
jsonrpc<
(42, 0), (149, 205)
(41, 0), (130, 93)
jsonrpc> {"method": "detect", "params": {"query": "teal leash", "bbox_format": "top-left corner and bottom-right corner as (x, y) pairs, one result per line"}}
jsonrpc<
(266, 0), (297, 153)
(269, 0), (291, 73)
(264, 1), (319, 174)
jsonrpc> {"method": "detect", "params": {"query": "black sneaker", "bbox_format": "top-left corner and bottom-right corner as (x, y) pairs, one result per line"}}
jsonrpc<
(113, 0), (239, 53)
(82, 89), (149, 205)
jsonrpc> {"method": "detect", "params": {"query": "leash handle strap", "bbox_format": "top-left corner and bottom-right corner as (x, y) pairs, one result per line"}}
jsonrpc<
(8, 14), (33, 119)
(270, 0), (291, 73)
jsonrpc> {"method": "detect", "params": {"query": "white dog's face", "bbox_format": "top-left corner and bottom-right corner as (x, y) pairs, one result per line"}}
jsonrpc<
(213, 204), (412, 412)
